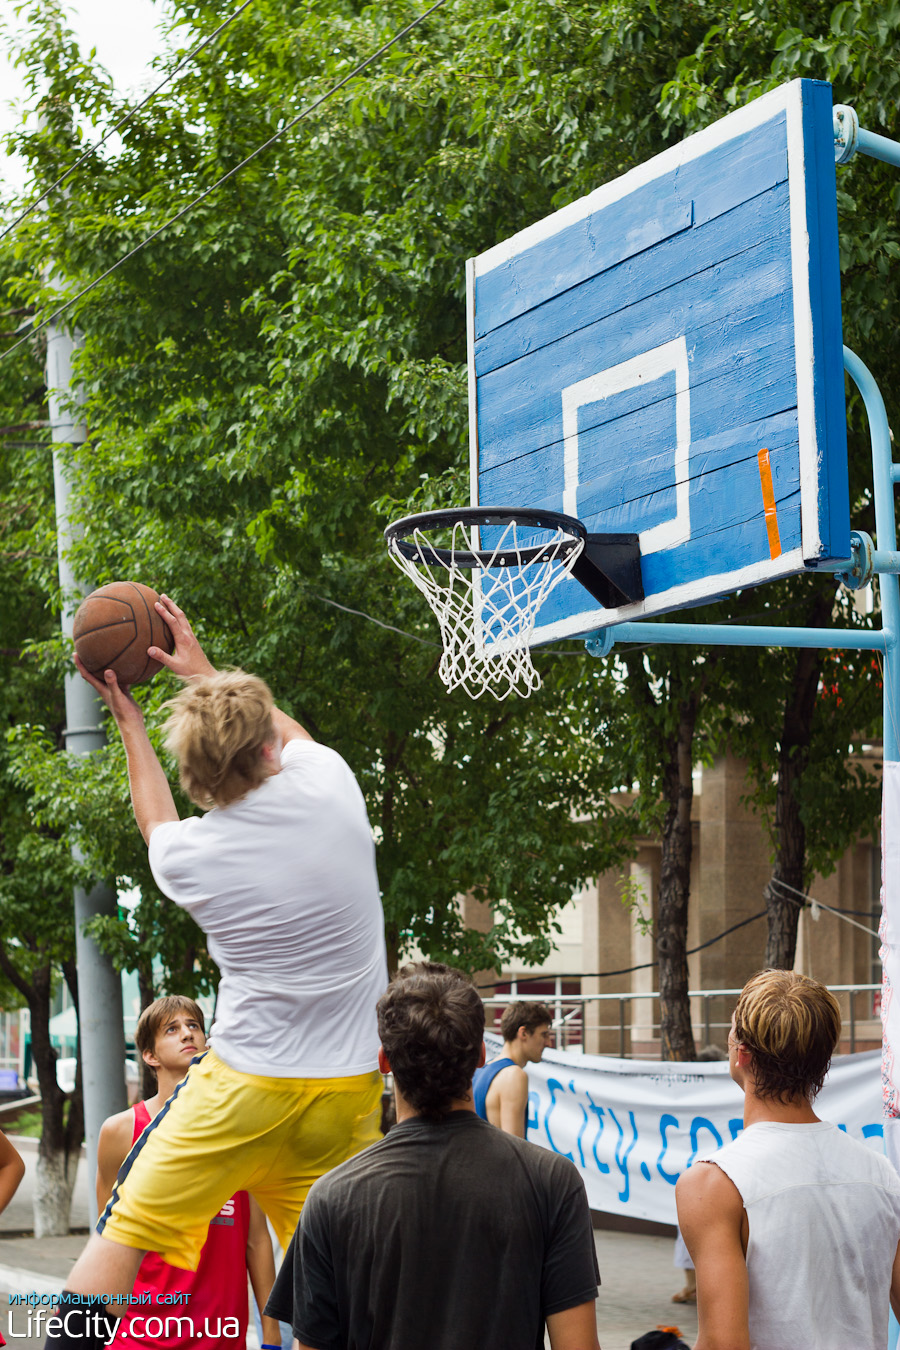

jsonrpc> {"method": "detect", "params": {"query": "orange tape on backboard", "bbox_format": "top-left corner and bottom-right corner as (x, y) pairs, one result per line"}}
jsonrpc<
(757, 448), (782, 560)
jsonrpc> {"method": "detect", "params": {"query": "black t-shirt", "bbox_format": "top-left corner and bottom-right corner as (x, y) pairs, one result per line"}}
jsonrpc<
(266, 1111), (599, 1350)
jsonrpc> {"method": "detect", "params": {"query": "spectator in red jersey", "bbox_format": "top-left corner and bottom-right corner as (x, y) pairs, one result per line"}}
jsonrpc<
(97, 997), (281, 1350)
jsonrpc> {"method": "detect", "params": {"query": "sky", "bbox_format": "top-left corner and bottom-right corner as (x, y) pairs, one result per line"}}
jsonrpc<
(1, 0), (175, 202)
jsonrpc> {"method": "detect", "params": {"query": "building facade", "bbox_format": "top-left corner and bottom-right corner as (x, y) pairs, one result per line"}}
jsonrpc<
(483, 749), (881, 1059)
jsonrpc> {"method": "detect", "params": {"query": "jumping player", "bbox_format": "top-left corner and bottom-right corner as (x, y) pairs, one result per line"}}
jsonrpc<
(677, 969), (900, 1350)
(51, 597), (387, 1349)
(97, 996), (281, 1350)
(472, 1000), (552, 1136)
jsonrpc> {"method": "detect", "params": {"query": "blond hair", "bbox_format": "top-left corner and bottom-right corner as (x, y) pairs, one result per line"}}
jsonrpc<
(164, 670), (276, 808)
(733, 969), (841, 1103)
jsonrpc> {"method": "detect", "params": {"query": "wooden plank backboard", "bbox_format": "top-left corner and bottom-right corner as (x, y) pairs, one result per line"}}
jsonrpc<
(468, 79), (850, 640)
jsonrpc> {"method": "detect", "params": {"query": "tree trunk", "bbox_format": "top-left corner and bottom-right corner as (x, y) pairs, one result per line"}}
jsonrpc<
(657, 693), (699, 1061)
(33, 1148), (78, 1239)
(29, 965), (76, 1236)
(384, 925), (400, 978)
(764, 593), (831, 968)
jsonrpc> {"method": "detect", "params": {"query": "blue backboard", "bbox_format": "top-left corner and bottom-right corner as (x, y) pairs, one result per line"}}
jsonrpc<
(468, 79), (850, 641)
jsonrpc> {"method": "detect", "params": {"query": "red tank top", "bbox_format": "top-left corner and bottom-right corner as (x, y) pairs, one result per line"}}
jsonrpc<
(109, 1101), (251, 1350)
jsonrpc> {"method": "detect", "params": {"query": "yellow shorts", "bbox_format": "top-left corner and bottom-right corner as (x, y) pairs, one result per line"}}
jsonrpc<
(98, 1048), (381, 1269)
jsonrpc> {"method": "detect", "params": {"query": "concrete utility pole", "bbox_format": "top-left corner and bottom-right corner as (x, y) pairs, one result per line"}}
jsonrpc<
(46, 312), (127, 1222)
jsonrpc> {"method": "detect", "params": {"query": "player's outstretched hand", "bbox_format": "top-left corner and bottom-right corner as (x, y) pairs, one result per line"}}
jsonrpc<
(74, 655), (144, 728)
(150, 595), (216, 682)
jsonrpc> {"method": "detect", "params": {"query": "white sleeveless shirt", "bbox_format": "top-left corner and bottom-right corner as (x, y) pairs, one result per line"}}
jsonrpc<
(704, 1120), (900, 1350)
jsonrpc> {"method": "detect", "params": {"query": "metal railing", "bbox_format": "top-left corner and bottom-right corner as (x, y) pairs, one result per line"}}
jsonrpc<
(483, 984), (881, 1057)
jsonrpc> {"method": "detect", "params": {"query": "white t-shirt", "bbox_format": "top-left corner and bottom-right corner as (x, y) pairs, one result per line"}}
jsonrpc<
(148, 737), (387, 1077)
(707, 1119), (900, 1350)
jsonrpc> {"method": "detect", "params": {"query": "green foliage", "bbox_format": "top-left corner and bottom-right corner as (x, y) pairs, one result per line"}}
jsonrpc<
(2, 0), (662, 976)
(0, 0), (891, 1001)
(652, 1), (890, 884)
(10, 1109), (43, 1138)
(0, 236), (76, 998)
(617, 872), (654, 937)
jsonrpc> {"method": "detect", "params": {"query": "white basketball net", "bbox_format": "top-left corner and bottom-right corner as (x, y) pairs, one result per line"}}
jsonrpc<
(387, 518), (584, 700)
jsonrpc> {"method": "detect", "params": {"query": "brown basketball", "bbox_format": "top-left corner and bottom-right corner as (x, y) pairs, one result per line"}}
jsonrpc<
(73, 582), (174, 686)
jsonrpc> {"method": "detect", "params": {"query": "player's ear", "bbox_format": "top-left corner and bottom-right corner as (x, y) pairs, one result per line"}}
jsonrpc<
(477, 1041), (487, 1068)
(377, 1046), (390, 1075)
(142, 1047), (161, 1070)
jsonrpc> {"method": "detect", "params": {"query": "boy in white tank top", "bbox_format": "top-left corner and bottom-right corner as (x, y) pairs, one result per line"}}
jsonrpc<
(676, 969), (900, 1350)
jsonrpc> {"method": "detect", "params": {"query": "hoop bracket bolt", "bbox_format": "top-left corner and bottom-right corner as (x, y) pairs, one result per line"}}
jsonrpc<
(834, 530), (875, 591)
(584, 629), (616, 659)
(833, 105), (859, 164)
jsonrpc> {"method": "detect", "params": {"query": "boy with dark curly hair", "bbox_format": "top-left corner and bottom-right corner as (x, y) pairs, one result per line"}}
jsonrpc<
(267, 963), (600, 1350)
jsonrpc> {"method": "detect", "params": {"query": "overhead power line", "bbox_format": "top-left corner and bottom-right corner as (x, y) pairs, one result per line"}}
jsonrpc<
(770, 877), (881, 939)
(1, 0), (447, 364)
(310, 592), (439, 647)
(477, 876), (882, 991)
(0, 0), (255, 243)
(476, 908), (769, 988)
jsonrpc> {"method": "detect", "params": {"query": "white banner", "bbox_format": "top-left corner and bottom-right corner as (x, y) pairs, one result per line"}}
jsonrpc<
(485, 1033), (885, 1224)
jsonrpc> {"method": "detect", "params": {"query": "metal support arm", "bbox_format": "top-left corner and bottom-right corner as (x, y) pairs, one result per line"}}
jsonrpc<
(583, 347), (900, 762)
(834, 104), (900, 168)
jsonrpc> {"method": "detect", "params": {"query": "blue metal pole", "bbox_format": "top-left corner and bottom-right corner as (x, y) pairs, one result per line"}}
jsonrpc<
(605, 622), (885, 651)
(857, 127), (900, 169)
(583, 350), (899, 751)
(834, 105), (900, 169)
(843, 346), (900, 762)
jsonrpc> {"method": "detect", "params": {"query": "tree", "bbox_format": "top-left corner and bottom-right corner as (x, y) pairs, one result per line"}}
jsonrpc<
(2, 0), (653, 1007)
(3, 0), (895, 1085)
(0, 279), (86, 1234)
(659, 0), (898, 967)
(622, 645), (733, 1060)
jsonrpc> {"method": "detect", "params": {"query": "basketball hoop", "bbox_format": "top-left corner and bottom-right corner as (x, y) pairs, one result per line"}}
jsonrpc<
(384, 507), (587, 700)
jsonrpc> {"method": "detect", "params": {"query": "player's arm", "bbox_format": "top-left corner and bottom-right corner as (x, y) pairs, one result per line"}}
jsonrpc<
(245, 1197), (282, 1346)
(497, 1066), (530, 1137)
(95, 1111), (135, 1213)
(676, 1162), (750, 1350)
(73, 659), (178, 844)
(0, 1131), (25, 1215)
(546, 1301), (600, 1349)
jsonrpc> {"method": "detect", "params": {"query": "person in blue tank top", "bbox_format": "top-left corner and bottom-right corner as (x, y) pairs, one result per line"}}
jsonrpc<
(472, 1001), (552, 1137)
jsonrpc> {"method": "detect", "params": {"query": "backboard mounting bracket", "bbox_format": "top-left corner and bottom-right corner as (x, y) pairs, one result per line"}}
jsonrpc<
(572, 534), (644, 609)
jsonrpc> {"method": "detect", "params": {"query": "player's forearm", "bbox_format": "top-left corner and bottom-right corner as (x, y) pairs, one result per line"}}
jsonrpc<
(260, 1314), (282, 1345)
(247, 1252), (276, 1315)
(694, 1328), (751, 1350)
(246, 1210), (279, 1339)
(248, 1259), (280, 1344)
(119, 720), (179, 843)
